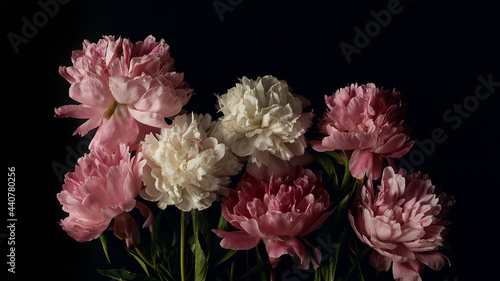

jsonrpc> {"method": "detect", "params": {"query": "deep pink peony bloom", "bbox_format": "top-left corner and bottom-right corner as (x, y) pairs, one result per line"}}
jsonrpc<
(57, 144), (153, 246)
(312, 83), (413, 180)
(348, 167), (454, 281)
(213, 169), (332, 270)
(55, 35), (193, 152)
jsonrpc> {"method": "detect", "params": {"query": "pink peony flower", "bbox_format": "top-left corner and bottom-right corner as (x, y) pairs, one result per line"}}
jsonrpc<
(312, 83), (413, 180)
(57, 144), (153, 246)
(213, 169), (332, 270)
(55, 35), (193, 152)
(348, 167), (454, 281)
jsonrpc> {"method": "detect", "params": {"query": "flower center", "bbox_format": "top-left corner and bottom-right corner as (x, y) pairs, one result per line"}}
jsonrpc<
(104, 101), (118, 119)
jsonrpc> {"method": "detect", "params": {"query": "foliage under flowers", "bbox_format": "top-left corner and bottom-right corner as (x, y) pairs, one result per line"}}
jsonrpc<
(55, 35), (454, 281)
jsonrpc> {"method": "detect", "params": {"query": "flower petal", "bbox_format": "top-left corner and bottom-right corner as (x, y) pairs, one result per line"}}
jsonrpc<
(128, 107), (168, 128)
(109, 76), (150, 105)
(69, 78), (114, 107)
(113, 211), (140, 247)
(349, 148), (384, 180)
(97, 104), (139, 152)
(392, 261), (424, 281)
(54, 104), (105, 119)
(415, 252), (449, 271)
(212, 230), (261, 250)
(135, 201), (154, 231)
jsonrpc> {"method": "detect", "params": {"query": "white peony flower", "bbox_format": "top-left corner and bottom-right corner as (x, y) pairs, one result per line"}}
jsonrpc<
(140, 113), (242, 212)
(214, 75), (313, 176)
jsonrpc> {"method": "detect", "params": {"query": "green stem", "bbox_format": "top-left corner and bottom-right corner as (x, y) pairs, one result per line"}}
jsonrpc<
(180, 211), (186, 281)
(229, 260), (235, 281)
(340, 150), (352, 191)
(133, 244), (156, 269)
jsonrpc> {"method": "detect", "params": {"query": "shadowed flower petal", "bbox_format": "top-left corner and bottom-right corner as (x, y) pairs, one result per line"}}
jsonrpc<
(349, 167), (454, 281)
(57, 143), (147, 244)
(213, 168), (331, 270)
(313, 83), (413, 180)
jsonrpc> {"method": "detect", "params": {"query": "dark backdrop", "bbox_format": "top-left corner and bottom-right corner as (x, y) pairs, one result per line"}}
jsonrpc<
(3, 0), (499, 280)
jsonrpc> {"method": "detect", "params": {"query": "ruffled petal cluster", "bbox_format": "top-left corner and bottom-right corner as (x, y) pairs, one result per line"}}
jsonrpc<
(312, 83), (413, 180)
(140, 113), (243, 212)
(55, 35), (193, 152)
(57, 144), (152, 246)
(213, 169), (332, 270)
(214, 75), (313, 179)
(348, 167), (454, 281)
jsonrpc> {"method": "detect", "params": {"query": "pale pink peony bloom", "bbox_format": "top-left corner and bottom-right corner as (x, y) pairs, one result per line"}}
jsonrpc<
(312, 83), (413, 180)
(214, 75), (313, 180)
(55, 35), (193, 152)
(57, 144), (153, 247)
(213, 169), (332, 270)
(348, 167), (454, 281)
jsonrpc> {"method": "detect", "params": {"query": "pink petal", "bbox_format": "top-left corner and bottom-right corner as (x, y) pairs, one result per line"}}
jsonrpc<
(310, 140), (329, 152)
(258, 213), (299, 236)
(59, 66), (79, 84)
(54, 104), (105, 119)
(349, 149), (384, 180)
(59, 217), (109, 242)
(109, 76), (150, 105)
(369, 250), (392, 271)
(128, 53), (162, 77)
(299, 208), (334, 236)
(357, 132), (377, 149)
(212, 230), (261, 250)
(382, 141), (414, 158)
(392, 261), (424, 281)
(133, 85), (175, 115)
(128, 108), (168, 128)
(69, 78), (114, 107)
(322, 126), (360, 150)
(97, 104), (139, 152)
(104, 166), (126, 202)
(373, 133), (407, 156)
(239, 219), (267, 239)
(415, 252), (449, 271)
(135, 201), (154, 231)
(300, 238), (322, 270)
(113, 211), (140, 247)
(73, 116), (103, 136)
(264, 237), (305, 268)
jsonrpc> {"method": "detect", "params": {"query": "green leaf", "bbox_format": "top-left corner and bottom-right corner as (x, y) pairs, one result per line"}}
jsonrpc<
(126, 247), (150, 276)
(190, 230), (209, 281)
(311, 150), (337, 178)
(100, 233), (111, 264)
(325, 150), (345, 165)
(158, 263), (176, 281)
(239, 259), (267, 280)
(254, 245), (267, 281)
(212, 249), (237, 268)
(191, 210), (210, 255)
(151, 209), (164, 264)
(97, 269), (159, 281)
(327, 234), (342, 281)
(217, 209), (228, 231)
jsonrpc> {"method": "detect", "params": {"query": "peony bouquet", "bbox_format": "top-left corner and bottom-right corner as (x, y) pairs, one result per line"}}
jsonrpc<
(55, 35), (454, 281)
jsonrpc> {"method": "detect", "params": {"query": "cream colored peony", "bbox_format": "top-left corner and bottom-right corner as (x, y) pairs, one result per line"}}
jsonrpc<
(214, 75), (313, 179)
(140, 113), (242, 211)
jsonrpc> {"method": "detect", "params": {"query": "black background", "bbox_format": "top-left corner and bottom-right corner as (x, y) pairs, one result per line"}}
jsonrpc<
(3, 0), (499, 280)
